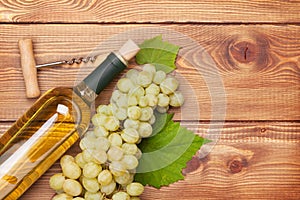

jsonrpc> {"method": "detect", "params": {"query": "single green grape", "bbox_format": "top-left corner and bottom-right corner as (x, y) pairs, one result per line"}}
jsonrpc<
(126, 182), (144, 196)
(111, 90), (122, 102)
(63, 179), (82, 197)
(93, 125), (109, 137)
(92, 149), (108, 164)
(122, 143), (138, 155)
(49, 173), (65, 191)
(79, 136), (95, 151)
(121, 128), (140, 144)
(112, 191), (130, 200)
(82, 177), (100, 193)
(145, 93), (158, 107)
(94, 136), (111, 152)
(82, 149), (94, 163)
(142, 64), (156, 77)
(109, 161), (127, 177)
(145, 83), (160, 96)
(100, 180), (116, 195)
(127, 106), (142, 120)
(97, 169), (113, 186)
(108, 133), (123, 147)
(137, 71), (152, 87)
(83, 162), (102, 179)
(107, 146), (124, 161)
(127, 95), (138, 106)
(84, 191), (104, 200)
(60, 155), (75, 166)
(129, 86), (145, 98)
(61, 161), (81, 180)
(104, 115), (120, 131)
(169, 91), (184, 107)
(138, 122), (152, 138)
(123, 119), (140, 130)
(121, 155), (139, 170)
(97, 104), (113, 116)
(139, 107), (153, 122)
(138, 95), (149, 107)
(116, 93), (129, 108)
(92, 113), (107, 127)
(153, 70), (166, 85)
(115, 107), (128, 121)
(157, 93), (170, 107)
(117, 78), (135, 93)
(114, 170), (131, 185)
(75, 153), (87, 169)
(126, 69), (139, 85)
(160, 77), (179, 95)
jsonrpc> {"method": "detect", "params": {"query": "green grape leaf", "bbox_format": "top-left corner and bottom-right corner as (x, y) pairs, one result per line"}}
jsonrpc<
(135, 113), (207, 188)
(136, 35), (180, 73)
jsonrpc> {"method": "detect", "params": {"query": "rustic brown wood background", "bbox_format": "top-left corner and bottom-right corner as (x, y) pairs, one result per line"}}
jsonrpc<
(0, 0), (299, 199)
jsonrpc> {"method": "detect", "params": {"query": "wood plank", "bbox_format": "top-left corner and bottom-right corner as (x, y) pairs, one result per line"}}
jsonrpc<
(1, 122), (298, 199)
(0, 24), (299, 121)
(0, 0), (300, 23)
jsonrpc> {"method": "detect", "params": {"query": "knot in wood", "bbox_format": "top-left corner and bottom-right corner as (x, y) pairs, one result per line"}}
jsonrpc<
(228, 159), (244, 174)
(225, 33), (270, 72)
(261, 128), (267, 133)
(230, 41), (257, 64)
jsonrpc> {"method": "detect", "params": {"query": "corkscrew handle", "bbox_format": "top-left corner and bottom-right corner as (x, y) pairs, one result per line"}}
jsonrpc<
(18, 39), (41, 98)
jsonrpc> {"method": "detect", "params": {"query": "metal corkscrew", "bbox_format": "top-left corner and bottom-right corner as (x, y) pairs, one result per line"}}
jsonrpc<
(18, 38), (99, 98)
(36, 56), (97, 68)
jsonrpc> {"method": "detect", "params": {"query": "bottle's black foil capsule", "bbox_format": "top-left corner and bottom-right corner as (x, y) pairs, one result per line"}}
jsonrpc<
(83, 52), (127, 95)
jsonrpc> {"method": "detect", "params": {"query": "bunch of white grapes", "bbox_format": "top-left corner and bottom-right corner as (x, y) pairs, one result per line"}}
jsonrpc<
(50, 64), (184, 200)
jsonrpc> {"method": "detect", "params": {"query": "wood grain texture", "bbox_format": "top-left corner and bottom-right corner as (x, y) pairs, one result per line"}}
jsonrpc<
(0, 24), (299, 121)
(0, 0), (300, 23)
(1, 122), (298, 199)
(1, 1), (299, 199)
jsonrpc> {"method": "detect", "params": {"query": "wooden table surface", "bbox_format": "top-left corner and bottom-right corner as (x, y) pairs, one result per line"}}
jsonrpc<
(0, 0), (299, 199)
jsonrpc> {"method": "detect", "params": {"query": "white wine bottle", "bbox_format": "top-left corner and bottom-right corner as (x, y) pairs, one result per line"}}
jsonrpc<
(0, 40), (140, 200)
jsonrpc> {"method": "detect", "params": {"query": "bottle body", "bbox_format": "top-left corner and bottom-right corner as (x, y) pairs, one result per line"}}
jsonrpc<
(0, 87), (91, 199)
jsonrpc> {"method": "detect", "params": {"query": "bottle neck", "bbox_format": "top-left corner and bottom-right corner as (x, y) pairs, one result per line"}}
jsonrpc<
(73, 52), (127, 105)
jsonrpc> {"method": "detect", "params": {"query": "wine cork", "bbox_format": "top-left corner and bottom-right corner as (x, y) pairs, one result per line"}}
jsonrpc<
(118, 39), (140, 61)
(18, 39), (40, 98)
